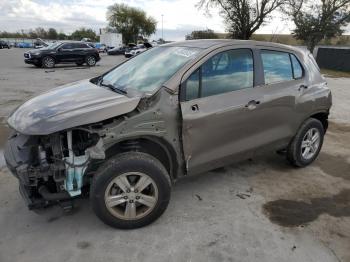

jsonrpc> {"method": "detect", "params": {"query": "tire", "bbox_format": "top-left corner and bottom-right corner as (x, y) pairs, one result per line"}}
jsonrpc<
(287, 118), (324, 167)
(85, 55), (96, 66)
(91, 152), (171, 229)
(42, 56), (55, 68)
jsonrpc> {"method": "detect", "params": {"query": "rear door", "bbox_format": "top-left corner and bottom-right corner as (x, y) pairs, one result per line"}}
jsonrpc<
(72, 43), (91, 62)
(256, 49), (308, 142)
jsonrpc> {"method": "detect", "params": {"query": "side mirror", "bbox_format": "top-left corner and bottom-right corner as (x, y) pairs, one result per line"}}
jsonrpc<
(57, 48), (62, 52)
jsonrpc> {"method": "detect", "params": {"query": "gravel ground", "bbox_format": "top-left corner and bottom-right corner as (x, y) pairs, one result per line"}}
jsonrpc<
(0, 48), (349, 262)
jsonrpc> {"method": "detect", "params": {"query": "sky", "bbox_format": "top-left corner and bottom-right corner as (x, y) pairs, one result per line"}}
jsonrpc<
(0, 0), (321, 41)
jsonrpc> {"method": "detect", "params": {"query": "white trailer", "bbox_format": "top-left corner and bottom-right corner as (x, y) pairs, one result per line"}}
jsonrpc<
(99, 33), (123, 48)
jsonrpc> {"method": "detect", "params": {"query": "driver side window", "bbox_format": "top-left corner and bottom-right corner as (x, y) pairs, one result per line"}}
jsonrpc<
(184, 49), (254, 101)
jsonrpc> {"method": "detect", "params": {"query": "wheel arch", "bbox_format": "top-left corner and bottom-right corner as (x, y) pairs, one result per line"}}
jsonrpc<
(104, 136), (179, 182)
(309, 110), (329, 132)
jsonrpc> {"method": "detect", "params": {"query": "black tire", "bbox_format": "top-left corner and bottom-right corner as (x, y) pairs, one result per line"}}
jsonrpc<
(287, 118), (324, 167)
(42, 56), (55, 68)
(85, 55), (96, 66)
(91, 152), (171, 229)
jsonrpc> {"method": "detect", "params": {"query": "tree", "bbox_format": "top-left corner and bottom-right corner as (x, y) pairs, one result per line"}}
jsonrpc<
(70, 28), (97, 41)
(47, 28), (58, 40)
(198, 0), (286, 39)
(186, 29), (219, 39)
(107, 3), (157, 44)
(283, 0), (350, 52)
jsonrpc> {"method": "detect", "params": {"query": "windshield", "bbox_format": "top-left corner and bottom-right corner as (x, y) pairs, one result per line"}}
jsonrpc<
(101, 46), (201, 93)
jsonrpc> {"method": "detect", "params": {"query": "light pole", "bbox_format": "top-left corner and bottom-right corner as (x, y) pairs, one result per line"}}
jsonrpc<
(161, 14), (164, 41)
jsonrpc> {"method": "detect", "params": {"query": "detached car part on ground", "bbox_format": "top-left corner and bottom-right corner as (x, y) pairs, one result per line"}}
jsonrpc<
(5, 40), (331, 229)
(24, 41), (101, 68)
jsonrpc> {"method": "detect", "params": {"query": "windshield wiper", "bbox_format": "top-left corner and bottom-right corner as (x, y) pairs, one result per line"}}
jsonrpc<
(100, 80), (127, 95)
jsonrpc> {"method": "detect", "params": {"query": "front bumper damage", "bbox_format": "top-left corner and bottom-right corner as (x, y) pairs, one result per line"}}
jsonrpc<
(4, 129), (105, 209)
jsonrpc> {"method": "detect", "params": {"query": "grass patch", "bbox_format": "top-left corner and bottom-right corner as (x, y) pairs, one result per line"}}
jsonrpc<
(321, 69), (350, 78)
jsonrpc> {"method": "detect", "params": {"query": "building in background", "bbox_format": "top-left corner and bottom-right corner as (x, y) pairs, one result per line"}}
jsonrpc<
(99, 28), (123, 48)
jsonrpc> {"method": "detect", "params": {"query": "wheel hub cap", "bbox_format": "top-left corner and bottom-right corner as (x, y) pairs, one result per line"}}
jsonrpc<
(104, 172), (158, 220)
(301, 128), (320, 160)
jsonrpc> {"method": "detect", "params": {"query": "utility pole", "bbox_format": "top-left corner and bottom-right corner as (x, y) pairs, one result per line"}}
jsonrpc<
(161, 14), (164, 41)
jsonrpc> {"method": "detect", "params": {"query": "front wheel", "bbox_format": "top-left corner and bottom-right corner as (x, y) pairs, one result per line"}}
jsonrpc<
(42, 56), (55, 68)
(91, 152), (171, 229)
(287, 118), (324, 167)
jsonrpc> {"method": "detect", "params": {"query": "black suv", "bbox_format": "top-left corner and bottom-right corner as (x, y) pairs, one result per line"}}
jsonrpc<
(0, 40), (10, 49)
(24, 41), (101, 68)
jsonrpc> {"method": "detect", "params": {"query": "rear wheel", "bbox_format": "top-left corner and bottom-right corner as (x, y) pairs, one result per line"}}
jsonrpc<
(91, 152), (171, 229)
(287, 118), (324, 167)
(85, 55), (96, 66)
(42, 56), (55, 68)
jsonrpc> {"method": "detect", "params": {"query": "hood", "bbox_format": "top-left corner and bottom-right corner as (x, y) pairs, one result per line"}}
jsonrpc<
(7, 79), (141, 135)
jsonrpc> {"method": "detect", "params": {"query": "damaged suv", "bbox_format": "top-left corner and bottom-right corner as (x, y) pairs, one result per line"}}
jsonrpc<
(5, 40), (331, 229)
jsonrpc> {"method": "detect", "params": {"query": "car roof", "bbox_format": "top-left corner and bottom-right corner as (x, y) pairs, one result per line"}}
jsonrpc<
(163, 39), (304, 53)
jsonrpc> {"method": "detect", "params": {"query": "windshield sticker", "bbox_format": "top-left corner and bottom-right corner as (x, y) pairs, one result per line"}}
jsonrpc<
(174, 48), (199, 58)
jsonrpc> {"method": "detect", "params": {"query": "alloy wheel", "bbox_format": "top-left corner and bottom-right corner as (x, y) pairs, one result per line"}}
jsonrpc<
(104, 172), (159, 220)
(301, 127), (321, 160)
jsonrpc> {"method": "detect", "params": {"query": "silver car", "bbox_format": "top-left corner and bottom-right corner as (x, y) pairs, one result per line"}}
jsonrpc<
(4, 40), (331, 229)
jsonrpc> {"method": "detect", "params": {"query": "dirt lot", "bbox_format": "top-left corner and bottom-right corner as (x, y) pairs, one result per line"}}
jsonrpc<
(0, 48), (349, 262)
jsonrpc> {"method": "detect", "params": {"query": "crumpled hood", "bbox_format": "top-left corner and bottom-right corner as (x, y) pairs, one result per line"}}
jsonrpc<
(7, 79), (141, 135)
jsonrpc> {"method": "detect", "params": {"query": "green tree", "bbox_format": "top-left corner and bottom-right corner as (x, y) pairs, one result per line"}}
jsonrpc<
(107, 3), (157, 44)
(198, 0), (286, 40)
(70, 28), (98, 41)
(34, 27), (48, 39)
(57, 32), (68, 40)
(47, 28), (58, 39)
(283, 0), (350, 52)
(186, 29), (219, 39)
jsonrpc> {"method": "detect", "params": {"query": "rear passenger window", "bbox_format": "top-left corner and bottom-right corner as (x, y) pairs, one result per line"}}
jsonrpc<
(291, 54), (303, 79)
(261, 50), (293, 84)
(73, 43), (89, 49)
(184, 49), (253, 100)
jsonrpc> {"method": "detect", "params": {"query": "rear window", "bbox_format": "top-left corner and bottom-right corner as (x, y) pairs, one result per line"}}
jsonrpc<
(261, 50), (293, 84)
(291, 54), (303, 79)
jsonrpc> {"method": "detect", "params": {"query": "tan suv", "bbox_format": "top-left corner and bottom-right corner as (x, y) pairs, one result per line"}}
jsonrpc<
(5, 40), (332, 229)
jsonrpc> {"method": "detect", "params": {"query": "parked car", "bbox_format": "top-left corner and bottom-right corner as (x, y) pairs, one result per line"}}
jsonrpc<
(23, 41), (101, 68)
(94, 43), (108, 53)
(18, 42), (32, 48)
(107, 46), (129, 55)
(5, 40), (331, 229)
(124, 43), (152, 58)
(0, 40), (10, 49)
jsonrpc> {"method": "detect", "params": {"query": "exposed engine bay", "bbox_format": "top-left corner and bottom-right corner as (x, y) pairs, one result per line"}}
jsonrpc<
(4, 129), (105, 209)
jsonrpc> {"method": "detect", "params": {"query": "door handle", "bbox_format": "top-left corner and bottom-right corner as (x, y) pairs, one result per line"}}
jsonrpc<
(298, 85), (308, 91)
(245, 100), (260, 110)
(191, 104), (199, 112)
